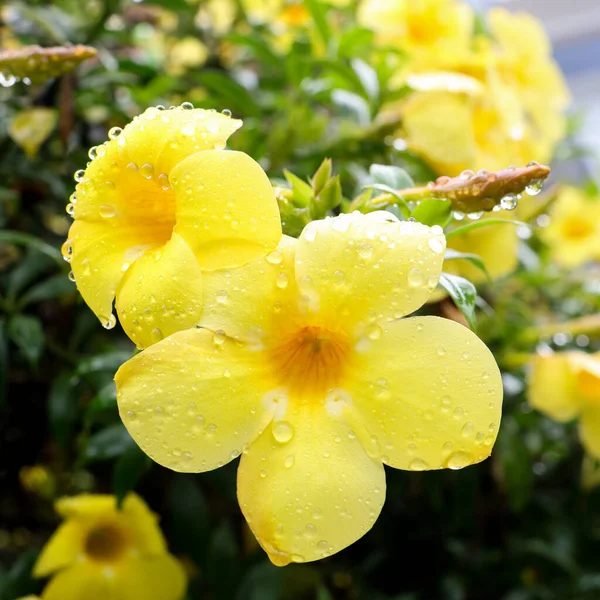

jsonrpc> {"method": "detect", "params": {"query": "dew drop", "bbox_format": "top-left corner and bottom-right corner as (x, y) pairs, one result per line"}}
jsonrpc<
(222, 108), (232, 117)
(181, 120), (196, 136)
(140, 163), (154, 179)
(266, 249), (283, 264)
(102, 314), (117, 330)
(453, 211), (465, 221)
(446, 451), (472, 470)
(157, 173), (170, 190)
(357, 242), (373, 259)
(68, 270), (76, 282)
(99, 205), (116, 218)
(525, 179), (544, 196)
(88, 146), (98, 160)
(213, 330), (227, 345)
(409, 458), (428, 471)
(408, 267), (424, 287)
(108, 126), (122, 139)
(276, 273), (289, 288)
(260, 469), (267, 478)
(216, 289), (228, 303)
(66, 203), (75, 216)
(151, 328), (163, 343)
(284, 455), (295, 469)
(427, 237), (444, 254)
(74, 169), (85, 182)
(467, 211), (484, 220)
(181, 101), (194, 110)
(461, 422), (474, 438)
(500, 193), (519, 211)
(272, 421), (294, 444)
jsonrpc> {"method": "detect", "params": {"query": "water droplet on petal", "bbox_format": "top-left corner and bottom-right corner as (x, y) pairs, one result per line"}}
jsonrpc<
(284, 455), (295, 468)
(157, 173), (170, 190)
(260, 469), (267, 478)
(500, 193), (519, 211)
(140, 163), (154, 179)
(272, 421), (294, 444)
(222, 108), (232, 117)
(68, 270), (76, 282)
(266, 249), (283, 264)
(446, 451), (472, 470)
(467, 211), (484, 220)
(181, 101), (194, 110)
(99, 205), (116, 218)
(428, 237), (444, 254)
(409, 458), (428, 471)
(216, 289), (228, 303)
(74, 169), (85, 182)
(408, 267), (424, 287)
(108, 126), (122, 140)
(66, 203), (75, 216)
(102, 314), (117, 330)
(453, 211), (465, 221)
(357, 242), (373, 259)
(213, 330), (227, 345)
(276, 273), (288, 288)
(526, 179), (544, 196)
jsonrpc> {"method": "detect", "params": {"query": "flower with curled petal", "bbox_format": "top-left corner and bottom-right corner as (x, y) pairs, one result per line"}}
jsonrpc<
(115, 211), (502, 565)
(63, 104), (281, 348)
(33, 494), (186, 600)
(529, 351), (600, 458)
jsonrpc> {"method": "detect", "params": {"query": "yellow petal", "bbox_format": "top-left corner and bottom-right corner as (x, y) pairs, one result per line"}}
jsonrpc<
(528, 353), (581, 422)
(115, 328), (274, 473)
(121, 494), (167, 556)
(345, 316), (502, 470)
(580, 408), (600, 460)
(34, 522), (85, 577)
(401, 90), (477, 176)
(170, 150), (281, 271)
(55, 494), (117, 519)
(199, 235), (300, 343)
(445, 213), (519, 282)
(72, 106), (241, 223)
(68, 219), (161, 327)
(40, 562), (109, 600)
(116, 233), (203, 349)
(294, 212), (445, 333)
(114, 554), (187, 600)
(238, 404), (385, 565)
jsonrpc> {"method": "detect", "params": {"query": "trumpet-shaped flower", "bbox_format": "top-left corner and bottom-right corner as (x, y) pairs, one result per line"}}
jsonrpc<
(63, 105), (281, 348)
(33, 494), (186, 600)
(529, 352), (600, 458)
(116, 211), (502, 565)
(540, 186), (600, 268)
(357, 0), (474, 68)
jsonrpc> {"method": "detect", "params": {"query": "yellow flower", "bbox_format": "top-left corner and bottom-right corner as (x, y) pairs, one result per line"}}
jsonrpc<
(33, 494), (186, 600)
(63, 105), (281, 348)
(115, 211), (502, 565)
(529, 352), (600, 458)
(357, 0), (474, 67)
(399, 71), (552, 176)
(540, 186), (600, 268)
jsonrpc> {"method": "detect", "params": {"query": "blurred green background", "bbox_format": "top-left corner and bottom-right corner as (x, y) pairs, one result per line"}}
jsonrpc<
(2, 1), (600, 599)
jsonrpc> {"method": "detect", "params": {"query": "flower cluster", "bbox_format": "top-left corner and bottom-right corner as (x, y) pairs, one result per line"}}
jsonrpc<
(62, 107), (502, 567)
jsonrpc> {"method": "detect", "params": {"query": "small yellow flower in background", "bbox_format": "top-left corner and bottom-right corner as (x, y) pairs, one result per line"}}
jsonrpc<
(8, 108), (58, 159)
(116, 211), (502, 566)
(63, 104), (281, 348)
(33, 494), (186, 600)
(529, 352), (600, 458)
(540, 186), (600, 268)
(357, 0), (474, 67)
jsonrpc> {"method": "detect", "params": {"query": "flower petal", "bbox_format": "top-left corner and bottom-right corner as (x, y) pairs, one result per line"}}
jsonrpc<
(73, 107), (241, 223)
(68, 219), (161, 327)
(294, 212), (445, 334)
(40, 562), (109, 600)
(238, 404), (385, 565)
(115, 329), (274, 473)
(121, 494), (167, 556)
(34, 522), (85, 577)
(114, 554), (187, 600)
(528, 353), (581, 422)
(199, 235), (300, 343)
(580, 408), (600, 460)
(116, 233), (203, 349)
(345, 316), (502, 470)
(171, 150), (281, 271)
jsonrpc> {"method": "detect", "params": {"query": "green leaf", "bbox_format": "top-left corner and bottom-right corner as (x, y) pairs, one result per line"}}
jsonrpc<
(284, 170), (314, 206)
(86, 382), (117, 419)
(18, 273), (75, 308)
(48, 370), (78, 448)
(76, 351), (133, 376)
(438, 273), (477, 330)
(113, 444), (152, 507)
(7, 248), (54, 302)
(331, 89), (371, 126)
(84, 423), (136, 463)
(304, 0), (331, 46)
(369, 164), (414, 190)
(0, 320), (7, 409)
(351, 58), (379, 104)
(313, 176), (341, 218)
(362, 183), (410, 215)
(445, 218), (524, 239)
(444, 249), (490, 280)
(411, 198), (452, 227)
(237, 562), (284, 600)
(0, 231), (63, 266)
(194, 70), (260, 117)
(311, 158), (332, 195)
(8, 314), (44, 366)
(226, 32), (280, 66)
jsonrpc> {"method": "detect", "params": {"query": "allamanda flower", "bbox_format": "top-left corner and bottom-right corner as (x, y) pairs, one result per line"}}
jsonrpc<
(540, 186), (600, 268)
(63, 104), (281, 348)
(115, 211), (502, 565)
(33, 494), (186, 600)
(529, 352), (600, 458)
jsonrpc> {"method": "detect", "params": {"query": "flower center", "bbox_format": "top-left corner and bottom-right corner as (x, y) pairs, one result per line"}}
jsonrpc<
(85, 523), (128, 562)
(269, 326), (351, 400)
(562, 217), (593, 241)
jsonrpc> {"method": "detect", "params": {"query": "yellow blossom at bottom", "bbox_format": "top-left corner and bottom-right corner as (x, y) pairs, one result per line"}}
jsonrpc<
(116, 212), (502, 565)
(33, 494), (186, 600)
(529, 352), (600, 458)
(540, 186), (600, 268)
